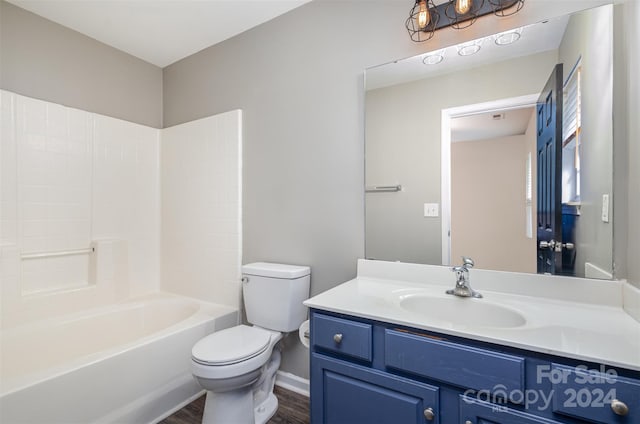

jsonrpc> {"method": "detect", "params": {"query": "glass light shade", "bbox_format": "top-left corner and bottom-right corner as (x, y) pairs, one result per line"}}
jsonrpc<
(417, 0), (430, 29)
(455, 0), (473, 14)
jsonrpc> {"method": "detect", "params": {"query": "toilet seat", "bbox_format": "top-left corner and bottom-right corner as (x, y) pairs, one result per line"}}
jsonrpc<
(191, 325), (283, 380)
(192, 325), (271, 366)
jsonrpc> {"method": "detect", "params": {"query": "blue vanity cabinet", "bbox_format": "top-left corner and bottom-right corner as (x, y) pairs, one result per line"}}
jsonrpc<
(312, 354), (441, 424)
(309, 309), (640, 424)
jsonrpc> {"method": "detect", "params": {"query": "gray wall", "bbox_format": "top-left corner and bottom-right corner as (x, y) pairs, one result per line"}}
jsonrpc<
(612, 0), (640, 289)
(365, 51), (557, 267)
(0, 1), (163, 128)
(620, 0), (640, 288)
(558, 5), (614, 278)
(365, 79), (443, 266)
(628, 1), (640, 288)
(163, 0), (619, 378)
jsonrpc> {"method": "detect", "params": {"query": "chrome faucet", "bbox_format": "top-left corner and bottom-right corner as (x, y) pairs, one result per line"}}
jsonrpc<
(446, 257), (482, 298)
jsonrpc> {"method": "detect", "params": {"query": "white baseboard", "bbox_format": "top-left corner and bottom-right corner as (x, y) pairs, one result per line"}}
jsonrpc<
(275, 370), (310, 397)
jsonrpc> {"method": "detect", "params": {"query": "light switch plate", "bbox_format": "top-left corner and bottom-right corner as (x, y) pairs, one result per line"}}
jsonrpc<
(602, 194), (610, 223)
(424, 203), (439, 217)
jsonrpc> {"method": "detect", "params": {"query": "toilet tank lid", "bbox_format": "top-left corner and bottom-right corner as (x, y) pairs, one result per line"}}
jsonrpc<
(242, 262), (310, 279)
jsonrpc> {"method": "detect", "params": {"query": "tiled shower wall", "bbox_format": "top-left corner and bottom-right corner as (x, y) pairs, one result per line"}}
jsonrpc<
(0, 90), (242, 328)
(161, 111), (243, 309)
(92, 114), (160, 293)
(0, 90), (160, 328)
(14, 94), (93, 294)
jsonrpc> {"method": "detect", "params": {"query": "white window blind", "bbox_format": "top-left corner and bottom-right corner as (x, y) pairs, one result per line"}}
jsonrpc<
(563, 64), (581, 144)
(562, 60), (582, 202)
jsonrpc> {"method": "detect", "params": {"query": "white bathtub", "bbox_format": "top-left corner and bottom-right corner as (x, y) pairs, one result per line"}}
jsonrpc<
(0, 293), (238, 424)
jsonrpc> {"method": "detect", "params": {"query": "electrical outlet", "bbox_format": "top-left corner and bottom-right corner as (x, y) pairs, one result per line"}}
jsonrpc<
(424, 203), (439, 217)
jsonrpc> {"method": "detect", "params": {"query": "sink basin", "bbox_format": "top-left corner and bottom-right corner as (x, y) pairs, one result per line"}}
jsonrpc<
(399, 295), (526, 328)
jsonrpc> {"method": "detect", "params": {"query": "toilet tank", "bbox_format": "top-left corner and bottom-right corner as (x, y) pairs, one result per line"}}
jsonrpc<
(242, 262), (311, 332)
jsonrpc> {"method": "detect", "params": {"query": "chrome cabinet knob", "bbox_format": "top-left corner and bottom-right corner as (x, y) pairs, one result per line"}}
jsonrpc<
(423, 407), (435, 421)
(333, 333), (343, 343)
(611, 399), (629, 416)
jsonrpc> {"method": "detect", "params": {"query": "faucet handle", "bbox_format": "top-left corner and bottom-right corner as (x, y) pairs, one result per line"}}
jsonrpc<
(447, 256), (482, 299)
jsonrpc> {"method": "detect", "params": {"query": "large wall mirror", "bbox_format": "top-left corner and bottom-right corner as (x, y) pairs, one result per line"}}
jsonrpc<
(365, 4), (614, 279)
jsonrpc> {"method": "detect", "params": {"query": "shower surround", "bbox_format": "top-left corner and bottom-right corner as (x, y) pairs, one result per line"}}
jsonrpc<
(0, 90), (243, 423)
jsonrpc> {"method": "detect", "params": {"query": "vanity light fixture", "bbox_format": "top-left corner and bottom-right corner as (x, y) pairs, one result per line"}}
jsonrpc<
(406, 0), (525, 42)
(494, 27), (523, 45)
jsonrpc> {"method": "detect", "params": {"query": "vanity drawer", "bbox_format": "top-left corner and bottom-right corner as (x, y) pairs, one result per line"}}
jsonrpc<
(550, 364), (640, 423)
(385, 329), (525, 402)
(312, 314), (372, 362)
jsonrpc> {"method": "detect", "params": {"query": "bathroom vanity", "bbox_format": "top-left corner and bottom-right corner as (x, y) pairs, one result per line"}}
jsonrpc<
(304, 260), (640, 424)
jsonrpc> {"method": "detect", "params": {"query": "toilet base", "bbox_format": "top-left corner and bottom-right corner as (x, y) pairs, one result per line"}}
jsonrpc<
(202, 387), (253, 424)
(200, 389), (278, 424)
(254, 392), (278, 424)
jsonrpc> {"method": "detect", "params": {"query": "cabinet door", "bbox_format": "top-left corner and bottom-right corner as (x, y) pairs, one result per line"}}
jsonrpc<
(460, 395), (567, 424)
(311, 353), (439, 424)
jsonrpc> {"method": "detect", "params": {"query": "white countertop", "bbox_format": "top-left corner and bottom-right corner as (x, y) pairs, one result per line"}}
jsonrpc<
(304, 260), (640, 371)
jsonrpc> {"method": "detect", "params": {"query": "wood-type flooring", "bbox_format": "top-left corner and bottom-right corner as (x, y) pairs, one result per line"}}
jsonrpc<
(160, 386), (310, 424)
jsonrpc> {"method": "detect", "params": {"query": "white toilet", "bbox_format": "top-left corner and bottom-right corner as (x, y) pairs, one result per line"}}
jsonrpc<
(191, 262), (310, 424)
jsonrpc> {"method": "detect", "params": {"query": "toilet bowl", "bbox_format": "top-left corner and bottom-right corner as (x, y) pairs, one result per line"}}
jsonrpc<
(192, 325), (283, 424)
(191, 262), (310, 424)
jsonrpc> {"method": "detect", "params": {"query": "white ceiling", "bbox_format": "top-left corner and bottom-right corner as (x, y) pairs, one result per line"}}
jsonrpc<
(366, 14), (569, 91)
(7, 0), (311, 68)
(451, 107), (535, 143)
